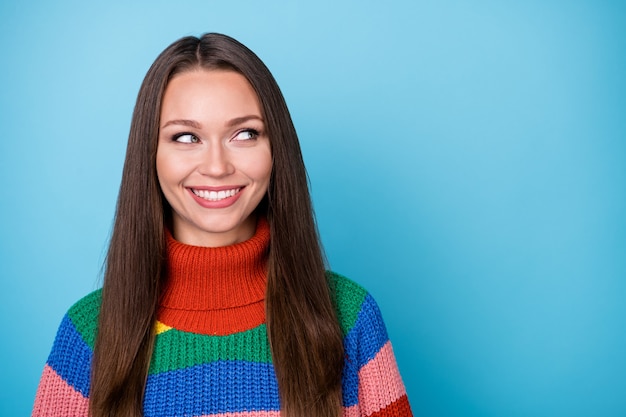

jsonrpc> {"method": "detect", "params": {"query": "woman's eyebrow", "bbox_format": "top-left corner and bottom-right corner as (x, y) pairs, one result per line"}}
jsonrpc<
(226, 115), (264, 127)
(161, 119), (202, 129)
(161, 116), (263, 130)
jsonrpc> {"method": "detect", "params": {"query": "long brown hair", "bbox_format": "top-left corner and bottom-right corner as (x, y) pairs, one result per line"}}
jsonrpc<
(90, 34), (344, 417)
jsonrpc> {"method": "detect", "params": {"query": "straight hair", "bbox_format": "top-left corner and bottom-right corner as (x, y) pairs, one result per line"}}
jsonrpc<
(90, 33), (344, 417)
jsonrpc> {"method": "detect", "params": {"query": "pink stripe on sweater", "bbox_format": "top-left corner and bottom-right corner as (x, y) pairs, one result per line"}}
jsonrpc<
(358, 341), (407, 416)
(32, 365), (88, 417)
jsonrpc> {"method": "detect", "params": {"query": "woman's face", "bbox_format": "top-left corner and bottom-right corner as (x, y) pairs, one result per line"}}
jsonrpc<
(156, 69), (272, 247)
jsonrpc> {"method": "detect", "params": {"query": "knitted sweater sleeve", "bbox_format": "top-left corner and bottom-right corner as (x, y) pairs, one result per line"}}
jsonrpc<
(329, 272), (413, 417)
(31, 291), (100, 417)
(346, 293), (412, 417)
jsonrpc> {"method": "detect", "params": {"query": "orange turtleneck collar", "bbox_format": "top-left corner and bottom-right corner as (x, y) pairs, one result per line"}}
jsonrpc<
(158, 218), (270, 335)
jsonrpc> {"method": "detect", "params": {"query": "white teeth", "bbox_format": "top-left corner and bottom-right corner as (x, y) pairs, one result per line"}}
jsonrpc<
(192, 188), (240, 201)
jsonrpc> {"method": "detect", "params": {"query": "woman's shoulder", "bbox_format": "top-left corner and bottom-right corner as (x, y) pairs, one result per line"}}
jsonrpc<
(325, 271), (383, 336)
(67, 289), (102, 318)
(326, 271), (368, 304)
(63, 289), (102, 347)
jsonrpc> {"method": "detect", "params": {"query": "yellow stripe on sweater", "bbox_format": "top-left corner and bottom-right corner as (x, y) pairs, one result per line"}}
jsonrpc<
(154, 321), (173, 335)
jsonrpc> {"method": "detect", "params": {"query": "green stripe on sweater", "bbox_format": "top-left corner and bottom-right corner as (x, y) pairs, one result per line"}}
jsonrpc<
(62, 272), (368, 370)
(148, 324), (272, 374)
(326, 271), (368, 336)
(67, 289), (102, 349)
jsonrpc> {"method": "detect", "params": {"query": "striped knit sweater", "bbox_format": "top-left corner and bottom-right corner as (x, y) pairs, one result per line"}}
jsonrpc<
(32, 219), (412, 416)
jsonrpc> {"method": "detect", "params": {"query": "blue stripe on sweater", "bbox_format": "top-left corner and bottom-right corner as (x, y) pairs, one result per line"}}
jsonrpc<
(143, 360), (281, 416)
(46, 314), (92, 397)
(341, 293), (390, 407)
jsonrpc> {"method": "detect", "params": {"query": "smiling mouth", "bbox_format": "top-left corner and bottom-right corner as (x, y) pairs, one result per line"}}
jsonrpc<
(191, 188), (241, 201)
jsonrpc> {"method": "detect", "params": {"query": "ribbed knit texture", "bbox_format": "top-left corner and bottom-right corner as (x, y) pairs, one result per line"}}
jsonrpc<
(32, 221), (413, 417)
(158, 217), (269, 335)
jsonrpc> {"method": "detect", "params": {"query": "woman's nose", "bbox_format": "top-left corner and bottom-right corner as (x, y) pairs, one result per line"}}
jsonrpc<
(198, 143), (234, 177)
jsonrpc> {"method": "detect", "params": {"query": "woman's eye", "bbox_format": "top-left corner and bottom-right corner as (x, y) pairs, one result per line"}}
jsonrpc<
(234, 129), (259, 141)
(173, 133), (199, 143)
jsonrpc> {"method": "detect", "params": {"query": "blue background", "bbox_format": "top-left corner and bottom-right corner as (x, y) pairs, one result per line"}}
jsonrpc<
(1, 1), (625, 416)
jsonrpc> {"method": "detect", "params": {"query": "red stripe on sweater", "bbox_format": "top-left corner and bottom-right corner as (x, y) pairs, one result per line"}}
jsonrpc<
(368, 395), (413, 417)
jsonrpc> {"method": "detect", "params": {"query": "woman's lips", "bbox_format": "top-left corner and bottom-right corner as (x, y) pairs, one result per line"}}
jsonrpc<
(191, 187), (241, 201)
(187, 186), (244, 208)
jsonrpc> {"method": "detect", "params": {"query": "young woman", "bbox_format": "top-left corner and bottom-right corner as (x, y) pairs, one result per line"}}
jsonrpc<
(32, 33), (412, 417)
